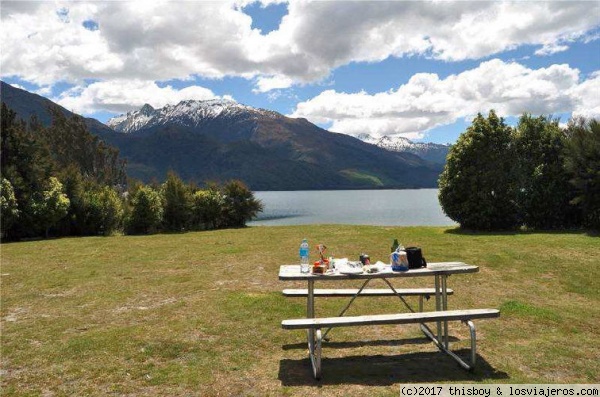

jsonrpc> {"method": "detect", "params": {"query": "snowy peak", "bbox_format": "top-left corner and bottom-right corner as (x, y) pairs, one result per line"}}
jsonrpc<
(106, 99), (278, 134)
(358, 134), (450, 164)
(377, 135), (413, 151)
(140, 103), (155, 115)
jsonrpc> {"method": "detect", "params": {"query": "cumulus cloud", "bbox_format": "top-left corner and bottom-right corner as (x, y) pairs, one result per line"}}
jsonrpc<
(55, 80), (220, 114)
(291, 59), (599, 139)
(569, 71), (600, 119)
(535, 43), (570, 56)
(253, 75), (294, 93)
(1, 1), (598, 91)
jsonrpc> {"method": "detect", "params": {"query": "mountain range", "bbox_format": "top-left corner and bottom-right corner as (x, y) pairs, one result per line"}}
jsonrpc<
(1, 81), (444, 190)
(357, 133), (450, 164)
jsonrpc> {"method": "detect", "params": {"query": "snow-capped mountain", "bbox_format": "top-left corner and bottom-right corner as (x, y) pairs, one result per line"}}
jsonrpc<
(3, 81), (444, 190)
(358, 134), (450, 164)
(107, 99), (278, 134)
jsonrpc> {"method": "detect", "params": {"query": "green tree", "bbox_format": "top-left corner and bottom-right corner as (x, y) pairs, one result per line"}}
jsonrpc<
(56, 166), (87, 236)
(564, 117), (600, 230)
(30, 177), (70, 238)
(514, 114), (577, 229)
(1, 103), (54, 238)
(221, 180), (263, 228)
(127, 186), (163, 234)
(438, 110), (519, 230)
(1, 178), (20, 238)
(1, 102), (128, 238)
(81, 186), (125, 236)
(161, 172), (191, 232)
(43, 107), (127, 186)
(191, 184), (224, 230)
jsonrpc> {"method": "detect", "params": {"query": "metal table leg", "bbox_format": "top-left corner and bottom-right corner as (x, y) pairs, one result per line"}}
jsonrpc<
(434, 275), (442, 346)
(306, 279), (321, 378)
(441, 275), (449, 349)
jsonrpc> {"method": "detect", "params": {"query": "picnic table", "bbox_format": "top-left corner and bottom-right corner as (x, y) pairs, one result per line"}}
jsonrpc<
(279, 262), (500, 379)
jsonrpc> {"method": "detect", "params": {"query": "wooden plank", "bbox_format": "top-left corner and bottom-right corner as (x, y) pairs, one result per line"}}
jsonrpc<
(281, 309), (500, 330)
(278, 262), (479, 280)
(282, 288), (454, 297)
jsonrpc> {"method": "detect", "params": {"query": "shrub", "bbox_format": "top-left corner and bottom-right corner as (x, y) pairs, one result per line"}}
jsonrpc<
(438, 110), (519, 230)
(564, 117), (600, 230)
(127, 186), (163, 234)
(1, 178), (20, 237)
(82, 186), (125, 236)
(30, 176), (70, 237)
(513, 114), (577, 229)
(191, 186), (224, 230)
(220, 180), (263, 228)
(161, 172), (192, 232)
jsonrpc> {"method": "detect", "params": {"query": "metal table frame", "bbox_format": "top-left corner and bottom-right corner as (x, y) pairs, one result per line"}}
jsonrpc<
(279, 262), (480, 378)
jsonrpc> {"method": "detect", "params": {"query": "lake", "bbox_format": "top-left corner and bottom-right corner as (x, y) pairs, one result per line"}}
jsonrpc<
(248, 189), (456, 226)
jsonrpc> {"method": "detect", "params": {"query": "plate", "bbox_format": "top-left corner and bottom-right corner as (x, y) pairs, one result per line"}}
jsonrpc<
(338, 266), (364, 275)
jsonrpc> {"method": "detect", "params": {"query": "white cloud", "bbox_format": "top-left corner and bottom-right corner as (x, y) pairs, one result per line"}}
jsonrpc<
(55, 80), (221, 114)
(569, 71), (600, 119)
(1, 1), (598, 91)
(535, 43), (570, 56)
(253, 75), (294, 93)
(291, 60), (598, 139)
(0, 2), (123, 85)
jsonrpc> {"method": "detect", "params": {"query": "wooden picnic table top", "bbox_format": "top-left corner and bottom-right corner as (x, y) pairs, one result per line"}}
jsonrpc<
(278, 262), (479, 281)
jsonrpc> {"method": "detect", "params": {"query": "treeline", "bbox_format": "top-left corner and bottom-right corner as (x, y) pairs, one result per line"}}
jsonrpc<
(0, 103), (262, 240)
(439, 111), (599, 231)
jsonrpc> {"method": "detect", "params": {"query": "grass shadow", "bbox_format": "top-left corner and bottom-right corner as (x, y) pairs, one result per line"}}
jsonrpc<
(279, 349), (509, 386)
(443, 226), (593, 237)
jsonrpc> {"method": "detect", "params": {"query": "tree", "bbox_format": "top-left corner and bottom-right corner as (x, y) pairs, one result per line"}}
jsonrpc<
(127, 186), (163, 234)
(161, 172), (191, 232)
(1, 103), (54, 238)
(1, 178), (20, 238)
(1, 102), (128, 238)
(220, 180), (263, 228)
(42, 107), (127, 186)
(564, 117), (600, 230)
(438, 110), (519, 230)
(191, 184), (224, 230)
(30, 177), (70, 238)
(513, 114), (577, 229)
(81, 186), (125, 236)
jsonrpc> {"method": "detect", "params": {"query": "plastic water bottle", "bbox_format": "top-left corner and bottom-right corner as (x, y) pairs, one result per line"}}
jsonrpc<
(299, 238), (310, 273)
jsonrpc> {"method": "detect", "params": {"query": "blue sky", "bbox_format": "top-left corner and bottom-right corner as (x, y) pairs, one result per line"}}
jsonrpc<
(1, 1), (599, 144)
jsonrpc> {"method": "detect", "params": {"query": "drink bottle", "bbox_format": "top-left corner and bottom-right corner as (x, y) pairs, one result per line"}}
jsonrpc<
(299, 238), (309, 273)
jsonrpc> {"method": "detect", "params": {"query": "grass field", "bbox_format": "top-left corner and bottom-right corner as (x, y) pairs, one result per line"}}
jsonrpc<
(1, 226), (599, 396)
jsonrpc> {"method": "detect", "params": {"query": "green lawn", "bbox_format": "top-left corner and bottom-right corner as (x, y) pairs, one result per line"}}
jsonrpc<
(1, 226), (598, 396)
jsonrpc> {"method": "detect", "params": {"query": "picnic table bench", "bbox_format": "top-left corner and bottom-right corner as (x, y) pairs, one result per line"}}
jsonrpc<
(279, 262), (500, 379)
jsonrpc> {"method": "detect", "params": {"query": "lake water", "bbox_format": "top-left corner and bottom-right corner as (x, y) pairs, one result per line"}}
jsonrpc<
(248, 189), (455, 226)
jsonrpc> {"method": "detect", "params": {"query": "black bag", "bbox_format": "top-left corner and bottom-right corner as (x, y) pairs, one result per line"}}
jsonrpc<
(405, 247), (427, 269)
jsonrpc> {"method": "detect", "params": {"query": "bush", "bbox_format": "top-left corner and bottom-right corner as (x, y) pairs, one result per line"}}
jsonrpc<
(161, 172), (192, 232)
(1, 178), (20, 237)
(191, 185), (224, 230)
(564, 117), (600, 230)
(30, 177), (70, 237)
(82, 186), (125, 236)
(439, 110), (519, 230)
(514, 114), (577, 229)
(127, 186), (163, 234)
(221, 180), (263, 228)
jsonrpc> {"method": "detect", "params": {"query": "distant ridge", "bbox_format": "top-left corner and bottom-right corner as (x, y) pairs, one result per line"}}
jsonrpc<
(1, 81), (443, 190)
(0, 81), (115, 139)
(107, 99), (279, 134)
(358, 133), (450, 164)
